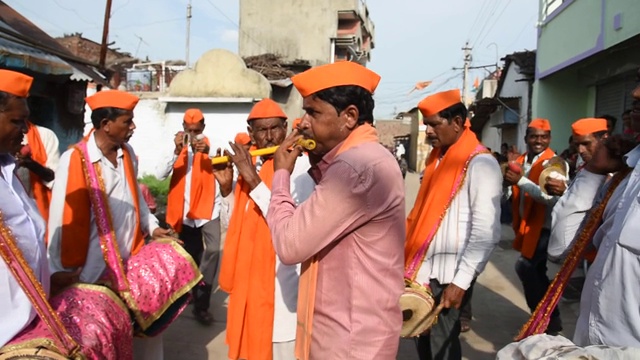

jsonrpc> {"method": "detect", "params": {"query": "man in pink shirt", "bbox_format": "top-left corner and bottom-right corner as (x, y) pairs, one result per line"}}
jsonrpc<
(266, 61), (405, 359)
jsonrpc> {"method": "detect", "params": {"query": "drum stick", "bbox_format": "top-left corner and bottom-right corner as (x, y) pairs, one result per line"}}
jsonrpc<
(211, 138), (316, 165)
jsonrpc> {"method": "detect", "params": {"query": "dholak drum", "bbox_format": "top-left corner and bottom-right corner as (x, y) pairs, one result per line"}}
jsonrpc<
(400, 284), (437, 338)
(0, 348), (68, 360)
(0, 284), (133, 360)
(117, 239), (202, 337)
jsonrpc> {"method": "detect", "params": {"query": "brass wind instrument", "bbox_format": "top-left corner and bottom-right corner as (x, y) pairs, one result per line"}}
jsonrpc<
(211, 138), (316, 165)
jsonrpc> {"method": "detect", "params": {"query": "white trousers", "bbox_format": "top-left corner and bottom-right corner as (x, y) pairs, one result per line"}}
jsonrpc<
(273, 340), (296, 360)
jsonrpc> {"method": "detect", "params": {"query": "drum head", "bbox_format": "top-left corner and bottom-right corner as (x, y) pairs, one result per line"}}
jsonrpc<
(0, 348), (67, 360)
(400, 288), (436, 338)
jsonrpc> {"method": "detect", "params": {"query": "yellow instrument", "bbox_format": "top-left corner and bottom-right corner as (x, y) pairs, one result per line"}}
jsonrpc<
(211, 138), (316, 165)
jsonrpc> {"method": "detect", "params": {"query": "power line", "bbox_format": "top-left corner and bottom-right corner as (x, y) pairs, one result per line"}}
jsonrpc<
(477, 0), (513, 47)
(472, 0), (503, 47)
(467, 0), (493, 40)
(203, 0), (265, 52)
(111, 0), (131, 16)
(504, 13), (537, 52)
(52, 0), (95, 25)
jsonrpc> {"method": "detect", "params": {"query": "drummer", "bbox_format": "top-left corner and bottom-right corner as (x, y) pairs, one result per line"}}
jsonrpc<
(0, 70), (50, 347)
(405, 89), (502, 359)
(47, 90), (172, 359)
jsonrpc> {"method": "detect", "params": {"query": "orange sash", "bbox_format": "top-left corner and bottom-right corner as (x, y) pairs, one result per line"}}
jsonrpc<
(59, 142), (144, 268)
(219, 158), (275, 360)
(296, 123), (379, 360)
(405, 127), (485, 271)
(511, 148), (555, 259)
(25, 122), (52, 225)
(166, 139), (216, 233)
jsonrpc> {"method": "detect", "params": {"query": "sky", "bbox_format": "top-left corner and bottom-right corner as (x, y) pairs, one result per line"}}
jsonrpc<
(4, 0), (539, 118)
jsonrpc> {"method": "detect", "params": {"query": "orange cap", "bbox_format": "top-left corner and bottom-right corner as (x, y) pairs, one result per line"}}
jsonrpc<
(85, 90), (139, 111)
(184, 108), (205, 124)
(528, 118), (551, 131)
(292, 61), (381, 97)
(247, 99), (287, 121)
(234, 132), (251, 145)
(418, 89), (462, 117)
(571, 118), (608, 137)
(292, 118), (302, 129)
(0, 69), (33, 97)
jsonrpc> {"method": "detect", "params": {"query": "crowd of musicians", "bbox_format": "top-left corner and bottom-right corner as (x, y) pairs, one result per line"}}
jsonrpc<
(1, 61), (640, 360)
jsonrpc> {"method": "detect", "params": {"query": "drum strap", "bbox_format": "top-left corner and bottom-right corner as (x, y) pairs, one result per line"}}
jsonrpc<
(0, 211), (81, 357)
(404, 145), (488, 282)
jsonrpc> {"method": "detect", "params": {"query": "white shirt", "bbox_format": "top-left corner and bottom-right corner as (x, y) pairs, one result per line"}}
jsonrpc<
(19, 125), (61, 190)
(0, 155), (49, 347)
(220, 155), (315, 342)
(548, 169), (607, 261)
(415, 154), (502, 290)
(48, 133), (160, 284)
(155, 145), (221, 227)
(573, 145), (640, 347)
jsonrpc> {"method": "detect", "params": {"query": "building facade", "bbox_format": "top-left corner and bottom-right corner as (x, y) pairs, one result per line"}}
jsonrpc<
(533, 0), (640, 150)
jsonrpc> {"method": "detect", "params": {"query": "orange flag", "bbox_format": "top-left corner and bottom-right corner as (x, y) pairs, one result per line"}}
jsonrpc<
(407, 80), (432, 95)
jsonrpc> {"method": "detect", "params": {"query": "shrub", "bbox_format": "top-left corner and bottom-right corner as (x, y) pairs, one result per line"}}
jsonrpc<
(138, 175), (170, 211)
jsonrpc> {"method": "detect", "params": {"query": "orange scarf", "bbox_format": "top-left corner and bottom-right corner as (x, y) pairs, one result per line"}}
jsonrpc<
(26, 122), (52, 225)
(219, 158), (276, 360)
(405, 128), (486, 272)
(296, 123), (379, 360)
(511, 148), (555, 259)
(166, 139), (216, 233)
(60, 142), (144, 268)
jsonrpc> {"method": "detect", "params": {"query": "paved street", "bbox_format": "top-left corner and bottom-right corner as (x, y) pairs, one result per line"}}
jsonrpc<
(164, 171), (580, 359)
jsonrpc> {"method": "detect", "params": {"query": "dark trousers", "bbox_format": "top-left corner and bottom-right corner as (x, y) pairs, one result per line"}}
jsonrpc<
(180, 220), (221, 312)
(459, 282), (474, 322)
(514, 229), (562, 331)
(417, 280), (474, 360)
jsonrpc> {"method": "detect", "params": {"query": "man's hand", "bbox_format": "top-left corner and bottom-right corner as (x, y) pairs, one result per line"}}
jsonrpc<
(274, 130), (303, 173)
(227, 142), (261, 190)
(151, 227), (184, 245)
(193, 137), (210, 154)
(440, 283), (466, 309)
(507, 146), (521, 163)
(545, 177), (566, 196)
(504, 168), (523, 185)
(213, 148), (234, 197)
(174, 132), (185, 155)
(16, 154), (55, 182)
(50, 267), (82, 297)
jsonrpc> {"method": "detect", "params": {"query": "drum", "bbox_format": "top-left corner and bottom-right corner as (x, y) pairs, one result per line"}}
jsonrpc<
(0, 284), (133, 360)
(120, 239), (202, 337)
(400, 284), (437, 338)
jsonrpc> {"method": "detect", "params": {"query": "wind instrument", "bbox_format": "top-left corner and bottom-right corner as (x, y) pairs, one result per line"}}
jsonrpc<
(211, 138), (316, 165)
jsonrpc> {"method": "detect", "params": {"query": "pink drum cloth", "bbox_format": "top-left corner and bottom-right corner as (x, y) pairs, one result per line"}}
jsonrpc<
(3, 284), (133, 360)
(122, 239), (202, 334)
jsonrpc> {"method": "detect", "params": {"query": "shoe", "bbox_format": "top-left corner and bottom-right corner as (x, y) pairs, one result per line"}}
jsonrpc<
(192, 308), (214, 326)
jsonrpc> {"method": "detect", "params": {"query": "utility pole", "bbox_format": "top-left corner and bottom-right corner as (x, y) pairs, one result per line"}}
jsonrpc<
(461, 41), (472, 105)
(99, 0), (113, 71)
(186, 0), (192, 68)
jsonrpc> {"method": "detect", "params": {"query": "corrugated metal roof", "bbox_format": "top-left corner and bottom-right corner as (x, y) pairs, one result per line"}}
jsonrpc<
(0, 35), (72, 75)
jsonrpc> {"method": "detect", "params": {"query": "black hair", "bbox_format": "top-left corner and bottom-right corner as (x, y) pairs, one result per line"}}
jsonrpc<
(90, 107), (129, 129)
(526, 127), (552, 137)
(592, 130), (608, 139)
(622, 109), (632, 117)
(312, 85), (374, 125)
(0, 91), (20, 112)
(438, 102), (467, 124)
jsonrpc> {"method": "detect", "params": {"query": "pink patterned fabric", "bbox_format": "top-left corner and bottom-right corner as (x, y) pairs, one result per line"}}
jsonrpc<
(124, 240), (201, 334)
(5, 284), (133, 360)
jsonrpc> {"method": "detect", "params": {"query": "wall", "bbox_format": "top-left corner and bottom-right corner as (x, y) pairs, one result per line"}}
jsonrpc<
(83, 96), (254, 176)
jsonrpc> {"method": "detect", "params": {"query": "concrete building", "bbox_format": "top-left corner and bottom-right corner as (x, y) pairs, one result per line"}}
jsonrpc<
(238, 0), (375, 120)
(533, 0), (640, 150)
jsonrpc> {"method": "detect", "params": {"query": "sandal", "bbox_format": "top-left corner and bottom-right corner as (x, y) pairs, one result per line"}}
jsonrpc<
(193, 308), (214, 326)
(460, 320), (471, 333)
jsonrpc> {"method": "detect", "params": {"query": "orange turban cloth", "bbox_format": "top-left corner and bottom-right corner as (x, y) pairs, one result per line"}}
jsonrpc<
(0, 69), (33, 97)
(85, 90), (139, 111)
(418, 89), (462, 117)
(184, 108), (205, 124)
(247, 99), (287, 121)
(291, 61), (381, 97)
(292, 118), (302, 129)
(571, 118), (608, 137)
(528, 118), (551, 131)
(234, 132), (251, 145)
